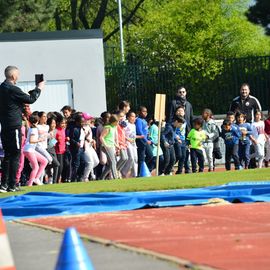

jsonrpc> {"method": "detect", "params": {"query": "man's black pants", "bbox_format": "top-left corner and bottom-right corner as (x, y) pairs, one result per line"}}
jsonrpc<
(1, 127), (21, 188)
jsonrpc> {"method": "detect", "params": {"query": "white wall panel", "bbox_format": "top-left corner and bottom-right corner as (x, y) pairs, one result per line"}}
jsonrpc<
(0, 30), (106, 117)
(17, 80), (73, 113)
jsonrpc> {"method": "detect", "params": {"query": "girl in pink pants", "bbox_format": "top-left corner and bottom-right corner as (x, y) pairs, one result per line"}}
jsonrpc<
(23, 114), (48, 186)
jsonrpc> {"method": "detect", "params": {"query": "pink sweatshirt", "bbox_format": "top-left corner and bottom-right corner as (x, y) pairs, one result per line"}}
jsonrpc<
(117, 125), (127, 149)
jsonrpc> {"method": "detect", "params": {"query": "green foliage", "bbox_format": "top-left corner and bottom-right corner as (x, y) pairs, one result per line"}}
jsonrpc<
(0, 0), (145, 44)
(0, 0), (57, 32)
(128, 0), (270, 79)
(246, 0), (270, 35)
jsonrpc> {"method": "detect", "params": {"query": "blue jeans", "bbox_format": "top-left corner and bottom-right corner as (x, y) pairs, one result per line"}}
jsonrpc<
(174, 142), (186, 173)
(148, 155), (165, 174)
(136, 140), (153, 177)
(136, 140), (146, 177)
(71, 147), (85, 181)
(162, 145), (176, 175)
(238, 143), (250, 169)
(225, 144), (240, 170)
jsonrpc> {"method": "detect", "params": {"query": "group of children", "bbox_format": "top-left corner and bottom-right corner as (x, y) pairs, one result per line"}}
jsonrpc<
(0, 101), (270, 186)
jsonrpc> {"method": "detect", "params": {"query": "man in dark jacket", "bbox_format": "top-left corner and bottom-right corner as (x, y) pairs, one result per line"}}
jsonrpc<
(167, 86), (193, 173)
(0, 66), (44, 192)
(229, 83), (261, 123)
(167, 86), (193, 129)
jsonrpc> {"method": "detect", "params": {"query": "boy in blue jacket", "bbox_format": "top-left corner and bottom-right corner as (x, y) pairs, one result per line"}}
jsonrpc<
(135, 106), (153, 176)
(161, 116), (185, 175)
(221, 119), (241, 170)
(235, 111), (256, 169)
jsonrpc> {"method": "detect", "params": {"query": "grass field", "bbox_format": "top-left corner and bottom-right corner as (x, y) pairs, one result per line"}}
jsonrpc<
(0, 168), (269, 198)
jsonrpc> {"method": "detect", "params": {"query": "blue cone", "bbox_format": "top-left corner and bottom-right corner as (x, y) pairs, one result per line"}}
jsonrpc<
(139, 161), (151, 177)
(55, 227), (94, 270)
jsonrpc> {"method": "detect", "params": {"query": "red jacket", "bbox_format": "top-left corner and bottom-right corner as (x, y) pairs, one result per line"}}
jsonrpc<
(55, 127), (66, 154)
(265, 119), (270, 135)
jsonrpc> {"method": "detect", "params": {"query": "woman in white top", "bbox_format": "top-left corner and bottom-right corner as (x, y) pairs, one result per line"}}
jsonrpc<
(23, 114), (48, 186)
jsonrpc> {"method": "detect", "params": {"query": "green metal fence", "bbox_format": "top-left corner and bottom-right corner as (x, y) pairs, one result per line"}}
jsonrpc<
(105, 56), (270, 115)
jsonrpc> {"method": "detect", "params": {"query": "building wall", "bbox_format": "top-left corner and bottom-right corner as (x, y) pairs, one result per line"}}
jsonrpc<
(0, 30), (106, 116)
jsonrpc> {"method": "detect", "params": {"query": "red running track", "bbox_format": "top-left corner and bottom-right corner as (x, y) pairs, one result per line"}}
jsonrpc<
(25, 203), (270, 270)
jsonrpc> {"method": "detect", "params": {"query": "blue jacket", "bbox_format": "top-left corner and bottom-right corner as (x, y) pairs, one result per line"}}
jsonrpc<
(135, 117), (148, 144)
(221, 125), (240, 146)
(237, 123), (253, 145)
(161, 123), (177, 146)
(69, 124), (82, 151)
(175, 122), (187, 145)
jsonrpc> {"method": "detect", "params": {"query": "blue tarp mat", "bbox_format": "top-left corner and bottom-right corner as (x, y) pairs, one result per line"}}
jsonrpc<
(1, 181), (270, 220)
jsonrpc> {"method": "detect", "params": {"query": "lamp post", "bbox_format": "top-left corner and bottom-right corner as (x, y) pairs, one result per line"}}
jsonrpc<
(117, 0), (125, 62)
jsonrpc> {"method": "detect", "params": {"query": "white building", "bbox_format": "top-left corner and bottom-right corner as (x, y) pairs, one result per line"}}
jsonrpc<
(0, 30), (106, 116)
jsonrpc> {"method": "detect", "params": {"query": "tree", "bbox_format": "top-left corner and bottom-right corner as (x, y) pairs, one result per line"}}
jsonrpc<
(54, 0), (145, 43)
(0, 0), (145, 44)
(127, 0), (270, 77)
(246, 0), (270, 35)
(0, 0), (57, 32)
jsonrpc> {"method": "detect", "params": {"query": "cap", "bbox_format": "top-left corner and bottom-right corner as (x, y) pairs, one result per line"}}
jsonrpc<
(82, 112), (93, 120)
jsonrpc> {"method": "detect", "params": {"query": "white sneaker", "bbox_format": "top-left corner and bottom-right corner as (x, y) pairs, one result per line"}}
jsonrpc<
(48, 177), (53, 184)
(33, 179), (43, 185)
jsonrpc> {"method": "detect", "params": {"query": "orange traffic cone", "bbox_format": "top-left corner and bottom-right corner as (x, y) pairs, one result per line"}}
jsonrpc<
(0, 209), (16, 270)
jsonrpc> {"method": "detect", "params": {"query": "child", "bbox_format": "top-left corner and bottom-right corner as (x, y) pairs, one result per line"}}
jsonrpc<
(226, 111), (236, 125)
(61, 110), (74, 183)
(174, 105), (191, 174)
(202, 109), (219, 172)
(252, 110), (266, 168)
(100, 114), (119, 179)
(23, 114), (48, 186)
(117, 111), (129, 176)
(36, 112), (53, 164)
(55, 117), (66, 183)
(161, 116), (185, 175)
(147, 117), (164, 175)
(81, 113), (99, 181)
(122, 111), (139, 178)
(264, 110), (270, 167)
(187, 118), (207, 173)
(46, 117), (60, 184)
(221, 119), (241, 170)
(235, 111), (255, 169)
(61, 105), (73, 120)
(95, 112), (111, 179)
(174, 115), (187, 174)
(118, 100), (131, 119)
(69, 113), (86, 182)
(135, 106), (153, 176)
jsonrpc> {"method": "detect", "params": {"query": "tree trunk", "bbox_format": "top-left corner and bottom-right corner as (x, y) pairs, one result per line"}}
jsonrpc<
(70, 0), (78, 29)
(54, 8), (62, 30)
(91, 0), (109, 29)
